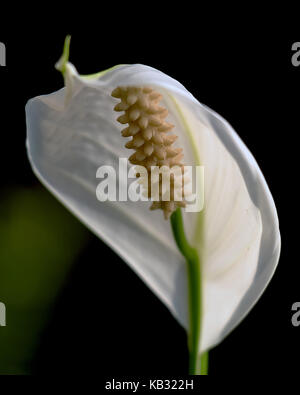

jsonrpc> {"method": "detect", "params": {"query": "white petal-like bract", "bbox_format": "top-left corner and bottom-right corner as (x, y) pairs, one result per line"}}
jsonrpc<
(25, 63), (280, 352)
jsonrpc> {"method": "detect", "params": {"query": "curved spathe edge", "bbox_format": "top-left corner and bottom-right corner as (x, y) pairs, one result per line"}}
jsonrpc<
(196, 102), (281, 350)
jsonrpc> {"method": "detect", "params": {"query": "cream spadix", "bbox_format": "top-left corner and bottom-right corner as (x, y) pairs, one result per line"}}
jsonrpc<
(25, 58), (280, 354)
(112, 85), (187, 219)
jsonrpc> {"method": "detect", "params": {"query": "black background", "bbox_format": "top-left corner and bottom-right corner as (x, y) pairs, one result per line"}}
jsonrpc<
(0, 8), (298, 378)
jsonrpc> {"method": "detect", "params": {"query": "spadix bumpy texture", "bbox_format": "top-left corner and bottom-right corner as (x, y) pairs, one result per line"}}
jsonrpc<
(25, 62), (281, 354)
(112, 85), (186, 219)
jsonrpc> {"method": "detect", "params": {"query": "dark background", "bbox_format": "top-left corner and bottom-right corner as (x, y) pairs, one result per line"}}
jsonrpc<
(0, 9), (297, 377)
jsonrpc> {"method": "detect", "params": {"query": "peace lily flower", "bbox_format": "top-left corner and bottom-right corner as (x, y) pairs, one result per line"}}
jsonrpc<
(25, 37), (281, 374)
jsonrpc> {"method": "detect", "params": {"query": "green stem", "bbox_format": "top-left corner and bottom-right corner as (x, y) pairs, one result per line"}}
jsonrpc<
(170, 208), (208, 375)
(200, 351), (209, 375)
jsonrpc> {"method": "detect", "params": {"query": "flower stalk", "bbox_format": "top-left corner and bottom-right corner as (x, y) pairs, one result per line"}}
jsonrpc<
(171, 208), (208, 375)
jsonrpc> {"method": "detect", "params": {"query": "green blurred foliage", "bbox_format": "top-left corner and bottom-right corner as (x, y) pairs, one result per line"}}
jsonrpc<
(0, 187), (89, 374)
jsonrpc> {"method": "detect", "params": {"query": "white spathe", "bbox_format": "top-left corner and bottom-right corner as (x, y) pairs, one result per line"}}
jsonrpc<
(25, 63), (280, 353)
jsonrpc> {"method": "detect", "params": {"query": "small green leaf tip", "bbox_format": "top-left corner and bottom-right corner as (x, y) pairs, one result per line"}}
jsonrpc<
(55, 35), (71, 76)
